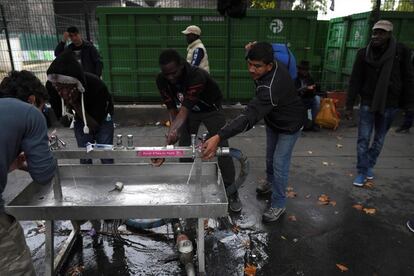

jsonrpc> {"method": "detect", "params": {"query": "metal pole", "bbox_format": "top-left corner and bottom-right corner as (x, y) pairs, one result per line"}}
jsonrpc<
(0, 4), (15, 71)
(372, 0), (381, 22)
(225, 17), (232, 105)
(45, 220), (55, 276)
(83, 0), (91, 41)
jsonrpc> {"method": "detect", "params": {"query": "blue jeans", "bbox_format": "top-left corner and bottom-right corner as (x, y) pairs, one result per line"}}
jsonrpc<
(357, 105), (398, 174)
(302, 95), (321, 121)
(74, 118), (114, 164)
(266, 126), (301, 208)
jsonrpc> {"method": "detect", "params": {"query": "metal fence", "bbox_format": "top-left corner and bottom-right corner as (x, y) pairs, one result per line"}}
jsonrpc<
(0, 0), (412, 102)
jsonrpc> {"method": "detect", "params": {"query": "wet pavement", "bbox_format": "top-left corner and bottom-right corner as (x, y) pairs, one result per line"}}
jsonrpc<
(4, 116), (414, 276)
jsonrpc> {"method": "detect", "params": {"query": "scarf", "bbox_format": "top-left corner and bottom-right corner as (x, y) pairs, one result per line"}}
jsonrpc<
(365, 36), (396, 114)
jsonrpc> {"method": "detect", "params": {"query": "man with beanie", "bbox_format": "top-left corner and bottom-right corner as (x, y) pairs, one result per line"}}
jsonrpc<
(0, 71), (56, 275)
(345, 20), (414, 187)
(182, 25), (210, 73)
(47, 51), (114, 164)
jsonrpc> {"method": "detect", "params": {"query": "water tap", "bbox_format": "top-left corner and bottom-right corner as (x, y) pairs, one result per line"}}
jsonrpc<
(49, 135), (66, 150)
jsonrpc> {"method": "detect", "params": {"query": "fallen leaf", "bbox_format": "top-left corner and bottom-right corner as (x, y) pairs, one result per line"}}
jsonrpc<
(336, 263), (349, 272)
(308, 151), (313, 154)
(318, 194), (329, 202)
(305, 194), (311, 199)
(68, 265), (85, 276)
(281, 235), (287, 240)
(286, 191), (297, 198)
(288, 215), (297, 221)
(336, 136), (343, 140)
(363, 208), (376, 215)
(293, 238), (298, 243)
(322, 161), (329, 166)
(364, 181), (374, 189)
(165, 120), (171, 127)
(336, 144), (343, 148)
(329, 200), (337, 207)
(286, 186), (294, 192)
(348, 173), (354, 177)
(232, 225), (241, 234)
(352, 204), (363, 210)
(244, 264), (257, 276)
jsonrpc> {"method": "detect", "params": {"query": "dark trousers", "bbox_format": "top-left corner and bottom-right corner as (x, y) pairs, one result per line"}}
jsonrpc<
(401, 110), (414, 129)
(74, 118), (114, 164)
(179, 110), (236, 193)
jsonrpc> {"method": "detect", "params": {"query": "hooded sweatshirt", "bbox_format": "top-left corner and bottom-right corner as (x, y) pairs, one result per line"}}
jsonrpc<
(47, 50), (114, 133)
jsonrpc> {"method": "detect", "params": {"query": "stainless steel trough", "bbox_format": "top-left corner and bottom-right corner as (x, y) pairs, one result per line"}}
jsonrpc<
(6, 145), (229, 276)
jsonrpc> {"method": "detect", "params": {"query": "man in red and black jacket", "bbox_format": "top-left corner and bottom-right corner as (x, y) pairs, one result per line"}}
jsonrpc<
(153, 49), (241, 212)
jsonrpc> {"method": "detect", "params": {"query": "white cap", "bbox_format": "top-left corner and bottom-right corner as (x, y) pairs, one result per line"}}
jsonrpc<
(181, 25), (201, 36)
(372, 20), (393, 32)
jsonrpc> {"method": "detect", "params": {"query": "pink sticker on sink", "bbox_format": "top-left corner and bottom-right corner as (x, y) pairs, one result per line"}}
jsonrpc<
(137, 150), (185, 157)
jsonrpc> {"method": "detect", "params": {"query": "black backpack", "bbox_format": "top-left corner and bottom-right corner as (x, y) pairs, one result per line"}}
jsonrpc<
(217, 0), (247, 19)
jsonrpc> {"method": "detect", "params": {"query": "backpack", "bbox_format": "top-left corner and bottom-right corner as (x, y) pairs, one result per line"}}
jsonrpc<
(272, 43), (297, 79)
(315, 98), (340, 130)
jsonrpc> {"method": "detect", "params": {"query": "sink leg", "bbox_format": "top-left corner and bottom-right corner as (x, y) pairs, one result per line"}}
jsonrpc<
(197, 218), (205, 275)
(45, 220), (54, 276)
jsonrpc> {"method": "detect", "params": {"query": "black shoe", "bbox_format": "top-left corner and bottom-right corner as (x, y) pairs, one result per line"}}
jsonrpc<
(228, 193), (242, 212)
(262, 207), (286, 223)
(396, 126), (410, 133)
(256, 181), (272, 195)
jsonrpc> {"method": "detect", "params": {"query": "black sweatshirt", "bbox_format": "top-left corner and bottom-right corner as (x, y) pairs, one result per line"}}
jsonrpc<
(47, 50), (113, 125)
(218, 61), (305, 140)
(156, 63), (222, 113)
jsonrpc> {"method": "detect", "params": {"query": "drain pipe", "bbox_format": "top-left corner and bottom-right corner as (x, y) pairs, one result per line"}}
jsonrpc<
(125, 218), (169, 230)
(216, 147), (250, 196)
(173, 221), (196, 276)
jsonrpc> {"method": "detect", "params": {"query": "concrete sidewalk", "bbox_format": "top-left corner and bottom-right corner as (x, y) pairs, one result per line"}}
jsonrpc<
(4, 119), (414, 275)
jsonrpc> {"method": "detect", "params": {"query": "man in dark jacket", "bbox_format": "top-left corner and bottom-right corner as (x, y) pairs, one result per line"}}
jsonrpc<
(295, 60), (321, 131)
(345, 20), (414, 187)
(55, 26), (103, 77)
(0, 71), (56, 275)
(47, 51), (114, 164)
(202, 42), (305, 223)
(153, 49), (240, 212)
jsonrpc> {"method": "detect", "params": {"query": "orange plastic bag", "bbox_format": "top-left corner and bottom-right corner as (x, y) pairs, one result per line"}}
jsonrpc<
(315, 98), (340, 130)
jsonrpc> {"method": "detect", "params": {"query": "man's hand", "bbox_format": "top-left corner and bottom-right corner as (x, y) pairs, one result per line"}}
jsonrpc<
(166, 128), (179, 145)
(345, 109), (353, 120)
(245, 41), (257, 51)
(201, 135), (221, 160)
(150, 158), (165, 167)
(307, 84), (316, 90)
(62, 32), (69, 43)
(9, 153), (27, 172)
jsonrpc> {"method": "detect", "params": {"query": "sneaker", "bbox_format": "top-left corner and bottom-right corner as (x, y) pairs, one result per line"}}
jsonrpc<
(256, 181), (272, 195)
(396, 126), (410, 133)
(407, 220), (414, 233)
(366, 168), (374, 180)
(353, 174), (366, 187)
(228, 193), (242, 212)
(262, 207), (286, 223)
